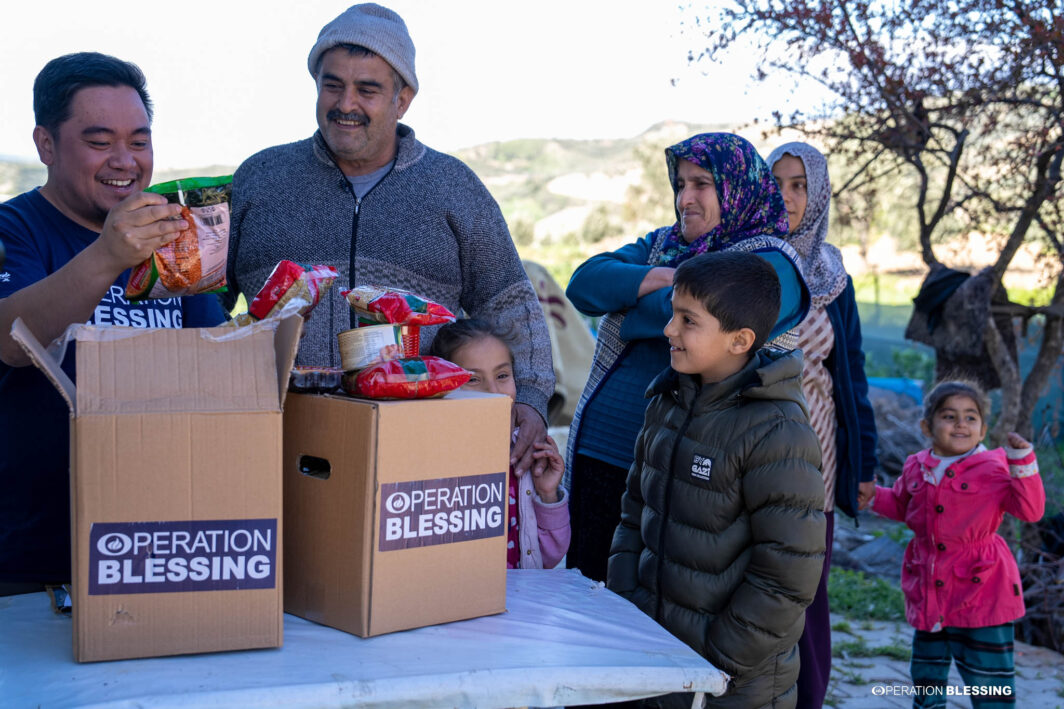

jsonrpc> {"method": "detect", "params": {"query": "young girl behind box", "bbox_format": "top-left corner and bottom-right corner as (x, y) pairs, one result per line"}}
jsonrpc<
(430, 319), (571, 569)
(868, 379), (1044, 705)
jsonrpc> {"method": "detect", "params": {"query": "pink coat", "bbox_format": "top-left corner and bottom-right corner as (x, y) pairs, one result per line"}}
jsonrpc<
(872, 446), (1044, 631)
(516, 469), (571, 569)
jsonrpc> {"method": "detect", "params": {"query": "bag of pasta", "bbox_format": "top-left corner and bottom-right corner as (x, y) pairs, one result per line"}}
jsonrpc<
(126, 176), (232, 300)
(249, 261), (339, 321)
(341, 285), (455, 326)
(341, 356), (470, 399)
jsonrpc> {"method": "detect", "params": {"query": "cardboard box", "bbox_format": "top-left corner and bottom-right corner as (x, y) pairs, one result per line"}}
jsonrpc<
(282, 389), (511, 637)
(12, 315), (301, 662)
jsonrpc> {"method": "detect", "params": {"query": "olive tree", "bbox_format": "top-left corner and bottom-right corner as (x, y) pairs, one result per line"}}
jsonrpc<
(695, 0), (1063, 441)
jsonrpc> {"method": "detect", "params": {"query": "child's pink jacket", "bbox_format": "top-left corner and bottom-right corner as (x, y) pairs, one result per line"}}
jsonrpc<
(872, 446), (1044, 631)
(515, 468), (571, 569)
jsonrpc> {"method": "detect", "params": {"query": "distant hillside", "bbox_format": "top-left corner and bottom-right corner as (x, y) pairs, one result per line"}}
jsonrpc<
(0, 120), (727, 283)
(0, 162), (239, 202)
(0, 161), (46, 201)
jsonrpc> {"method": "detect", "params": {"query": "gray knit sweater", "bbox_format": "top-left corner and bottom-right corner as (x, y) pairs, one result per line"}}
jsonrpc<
(226, 125), (554, 419)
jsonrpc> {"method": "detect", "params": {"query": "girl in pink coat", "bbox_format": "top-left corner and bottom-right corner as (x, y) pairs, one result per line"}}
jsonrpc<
(868, 380), (1044, 707)
(430, 318), (571, 569)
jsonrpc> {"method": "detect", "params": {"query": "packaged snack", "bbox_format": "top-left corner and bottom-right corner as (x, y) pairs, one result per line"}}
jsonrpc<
(341, 285), (455, 326)
(288, 366), (343, 393)
(342, 356), (470, 399)
(227, 312), (257, 328)
(126, 176), (232, 300)
(250, 261), (339, 321)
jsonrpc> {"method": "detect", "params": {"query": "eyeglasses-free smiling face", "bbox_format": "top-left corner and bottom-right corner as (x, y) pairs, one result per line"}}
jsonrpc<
(451, 336), (517, 401)
(315, 48), (414, 176)
(675, 159), (722, 243)
(34, 85), (152, 232)
(921, 394), (988, 457)
(663, 287), (753, 385)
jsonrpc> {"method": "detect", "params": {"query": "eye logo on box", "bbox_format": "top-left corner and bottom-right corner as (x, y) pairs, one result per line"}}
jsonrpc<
(88, 519), (277, 595)
(385, 491), (412, 514)
(379, 472), (506, 551)
(96, 533), (134, 556)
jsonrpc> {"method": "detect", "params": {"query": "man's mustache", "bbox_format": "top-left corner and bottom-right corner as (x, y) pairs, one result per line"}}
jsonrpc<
(327, 110), (370, 125)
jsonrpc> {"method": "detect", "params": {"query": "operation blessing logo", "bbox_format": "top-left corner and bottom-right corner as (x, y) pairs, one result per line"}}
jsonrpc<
(88, 519), (277, 595)
(379, 473), (506, 551)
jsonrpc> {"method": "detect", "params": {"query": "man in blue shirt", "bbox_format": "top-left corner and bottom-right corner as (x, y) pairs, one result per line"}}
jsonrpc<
(0, 53), (226, 594)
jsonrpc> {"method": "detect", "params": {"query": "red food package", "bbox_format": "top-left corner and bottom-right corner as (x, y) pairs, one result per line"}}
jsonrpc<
(341, 285), (455, 326)
(341, 356), (470, 399)
(250, 261), (339, 320)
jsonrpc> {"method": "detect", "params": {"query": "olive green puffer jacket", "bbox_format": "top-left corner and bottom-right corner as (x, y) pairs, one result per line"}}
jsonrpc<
(607, 349), (825, 709)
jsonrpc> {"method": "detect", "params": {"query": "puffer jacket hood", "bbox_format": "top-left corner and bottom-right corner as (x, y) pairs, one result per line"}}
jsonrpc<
(647, 347), (810, 419)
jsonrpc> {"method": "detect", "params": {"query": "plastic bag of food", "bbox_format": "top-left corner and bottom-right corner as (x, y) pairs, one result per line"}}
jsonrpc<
(250, 261), (339, 320)
(341, 356), (470, 399)
(126, 175), (232, 300)
(341, 285), (455, 326)
(288, 366), (343, 393)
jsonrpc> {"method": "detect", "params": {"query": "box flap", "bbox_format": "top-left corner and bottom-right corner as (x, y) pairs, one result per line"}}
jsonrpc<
(274, 314), (302, 408)
(10, 318), (76, 414)
(74, 320), (286, 415)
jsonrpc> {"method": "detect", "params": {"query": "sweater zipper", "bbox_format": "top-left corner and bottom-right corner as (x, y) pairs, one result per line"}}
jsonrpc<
(347, 186), (360, 330)
(342, 159), (399, 330)
(655, 396), (696, 622)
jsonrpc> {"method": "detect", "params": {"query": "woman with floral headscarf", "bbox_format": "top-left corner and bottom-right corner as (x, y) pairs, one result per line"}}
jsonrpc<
(768, 141), (879, 709)
(564, 133), (810, 583)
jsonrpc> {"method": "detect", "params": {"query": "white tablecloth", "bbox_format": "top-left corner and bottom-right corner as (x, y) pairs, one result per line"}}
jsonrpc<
(0, 568), (728, 708)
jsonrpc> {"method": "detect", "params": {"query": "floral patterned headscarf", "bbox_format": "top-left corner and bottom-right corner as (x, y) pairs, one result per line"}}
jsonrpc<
(655, 133), (789, 267)
(766, 141), (848, 308)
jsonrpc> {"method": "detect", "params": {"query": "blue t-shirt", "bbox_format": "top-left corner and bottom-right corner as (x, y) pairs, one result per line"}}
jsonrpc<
(0, 189), (226, 582)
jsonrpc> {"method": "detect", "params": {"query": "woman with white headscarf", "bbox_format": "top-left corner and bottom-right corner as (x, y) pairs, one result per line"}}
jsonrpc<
(768, 142), (880, 709)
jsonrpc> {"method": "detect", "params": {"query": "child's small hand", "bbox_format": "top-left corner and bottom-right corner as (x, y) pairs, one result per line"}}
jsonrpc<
(531, 436), (564, 503)
(1005, 432), (1031, 450)
(857, 480), (876, 511)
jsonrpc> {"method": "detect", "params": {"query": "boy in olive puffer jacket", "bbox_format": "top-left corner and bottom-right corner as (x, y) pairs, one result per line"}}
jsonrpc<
(607, 251), (826, 709)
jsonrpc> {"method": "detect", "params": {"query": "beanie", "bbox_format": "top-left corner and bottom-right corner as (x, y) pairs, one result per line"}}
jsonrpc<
(307, 3), (418, 95)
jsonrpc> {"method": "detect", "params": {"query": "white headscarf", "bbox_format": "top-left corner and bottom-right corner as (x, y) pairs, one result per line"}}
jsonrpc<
(767, 142), (848, 308)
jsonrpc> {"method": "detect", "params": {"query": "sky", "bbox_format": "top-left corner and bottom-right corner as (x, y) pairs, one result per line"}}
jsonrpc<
(0, 0), (814, 172)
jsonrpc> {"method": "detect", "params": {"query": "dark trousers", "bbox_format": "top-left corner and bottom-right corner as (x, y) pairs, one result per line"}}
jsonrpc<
(796, 510), (834, 708)
(566, 454), (629, 583)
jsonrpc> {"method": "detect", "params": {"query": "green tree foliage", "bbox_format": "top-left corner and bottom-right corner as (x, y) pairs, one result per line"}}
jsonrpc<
(579, 204), (623, 244)
(511, 219), (535, 248)
(622, 141), (676, 231)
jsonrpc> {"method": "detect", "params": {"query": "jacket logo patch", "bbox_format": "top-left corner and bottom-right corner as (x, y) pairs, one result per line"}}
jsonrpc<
(691, 455), (713, 481)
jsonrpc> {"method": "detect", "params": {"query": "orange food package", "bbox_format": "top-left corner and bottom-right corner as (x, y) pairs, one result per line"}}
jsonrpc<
(126, 176), (232, 300)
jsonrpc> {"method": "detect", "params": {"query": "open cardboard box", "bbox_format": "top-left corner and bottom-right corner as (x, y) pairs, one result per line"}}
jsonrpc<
(282, 389), (511, 637)
(11, 314), (301, 662)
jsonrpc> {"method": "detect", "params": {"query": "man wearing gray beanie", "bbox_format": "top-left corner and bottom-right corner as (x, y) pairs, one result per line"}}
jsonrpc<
(224, 3), (555, 475)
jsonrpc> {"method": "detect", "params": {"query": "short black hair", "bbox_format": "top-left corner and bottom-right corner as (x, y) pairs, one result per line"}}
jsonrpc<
(33, 52), (153, 136)
(673, 251), (781, 353)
